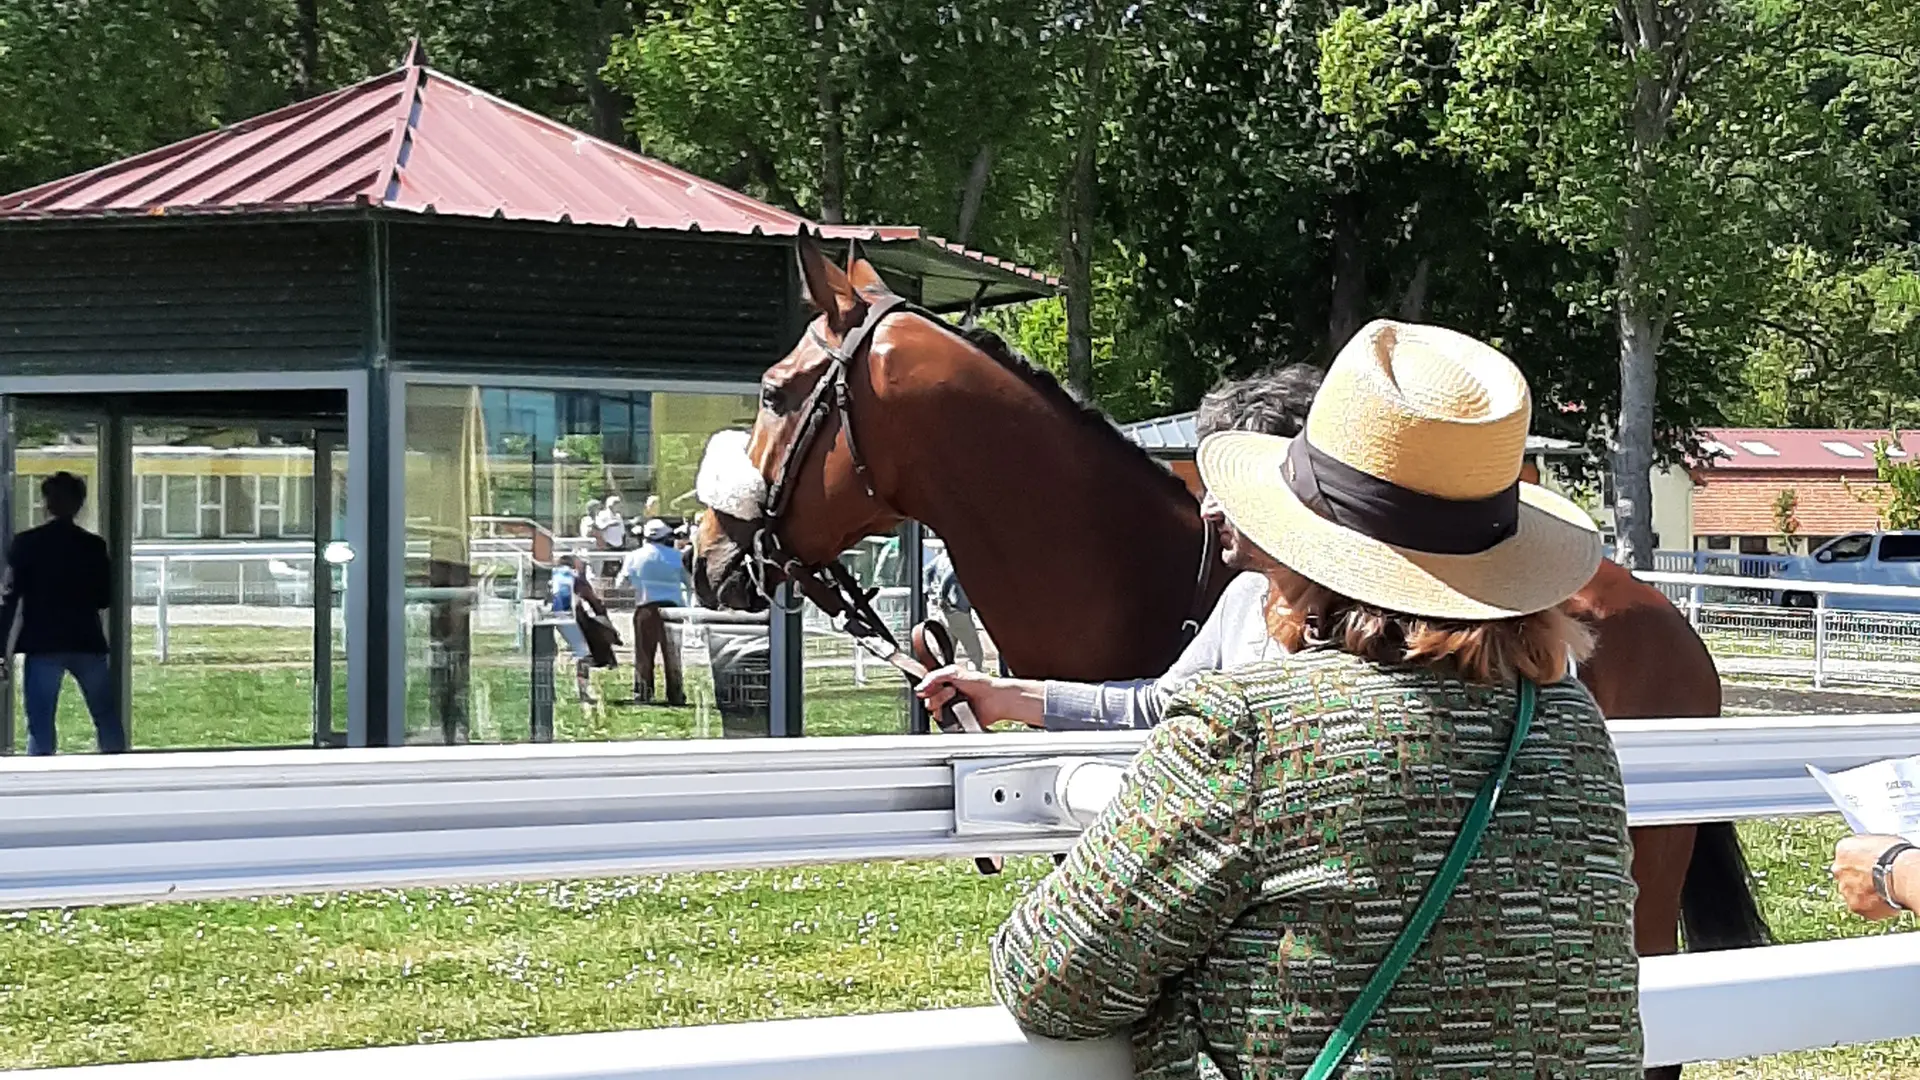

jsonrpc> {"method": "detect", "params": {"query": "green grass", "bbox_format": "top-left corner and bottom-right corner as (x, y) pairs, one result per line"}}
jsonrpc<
(7, 631), (1919, 1073)
(16, 626), (910, 752)
(0, 859), (1056, 1070)
(2, 818), (1916, 1072)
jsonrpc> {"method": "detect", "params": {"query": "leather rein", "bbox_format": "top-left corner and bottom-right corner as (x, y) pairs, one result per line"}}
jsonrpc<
(742, 292), (1220, 733)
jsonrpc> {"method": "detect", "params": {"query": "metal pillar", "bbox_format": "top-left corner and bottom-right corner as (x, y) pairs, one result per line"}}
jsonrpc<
(312, 428), (340, 746)
(904, 521), (929, 735)
(0, 395), (12, 755)
(104, 403), (134, 747)
(768, 584), (804, 737)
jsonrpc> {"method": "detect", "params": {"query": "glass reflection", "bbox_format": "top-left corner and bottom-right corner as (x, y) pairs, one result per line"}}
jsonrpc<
(402, 383), (758, 745)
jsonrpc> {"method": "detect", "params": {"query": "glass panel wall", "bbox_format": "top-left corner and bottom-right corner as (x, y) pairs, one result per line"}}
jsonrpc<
(798, 526), (914, 736)
(402, 381), (760, 745)
(5, 411), (102, 755)
(124, 424), (326, 749)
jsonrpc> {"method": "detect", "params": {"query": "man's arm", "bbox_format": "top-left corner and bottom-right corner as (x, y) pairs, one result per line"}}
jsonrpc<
(0, 537), (23, 658)
(1037, 575), (1244, 731)
(1834, 834), (1920, 918)
(94, 535), (113, 612)
(914, 574), (1263, 730)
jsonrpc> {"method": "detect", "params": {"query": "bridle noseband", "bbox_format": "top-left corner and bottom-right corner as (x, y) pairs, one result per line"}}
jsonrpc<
(746, 292), (912, 640)
(741, 293), (1221, 668)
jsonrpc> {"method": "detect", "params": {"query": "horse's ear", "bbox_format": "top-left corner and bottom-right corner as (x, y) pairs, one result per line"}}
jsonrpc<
(846, 256), (891, 296)
(795, 230), (863, 334)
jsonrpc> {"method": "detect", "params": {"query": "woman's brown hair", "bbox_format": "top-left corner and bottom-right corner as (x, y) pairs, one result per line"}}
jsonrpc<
(1264, 568), (1594, 686)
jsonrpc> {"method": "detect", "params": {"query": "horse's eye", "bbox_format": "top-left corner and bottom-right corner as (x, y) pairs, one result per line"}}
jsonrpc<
(761, 383), (786, 413)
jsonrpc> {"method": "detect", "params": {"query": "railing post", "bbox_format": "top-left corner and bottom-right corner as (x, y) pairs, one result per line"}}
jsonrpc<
(513, 552), (527, 653)
(1688, 551), (1705, 629)
(155, 555), (170, 663)
(1813, 591), (1827, 689)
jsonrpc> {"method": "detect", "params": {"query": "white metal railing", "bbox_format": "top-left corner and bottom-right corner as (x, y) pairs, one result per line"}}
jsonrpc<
(1632, 568), (1920, 688)
(7, 713), (1920, 910)
(10, 933), (1920, 1077)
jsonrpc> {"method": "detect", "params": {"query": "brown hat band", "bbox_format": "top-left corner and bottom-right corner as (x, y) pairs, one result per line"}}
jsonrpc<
(1283, 435), (1521, 556)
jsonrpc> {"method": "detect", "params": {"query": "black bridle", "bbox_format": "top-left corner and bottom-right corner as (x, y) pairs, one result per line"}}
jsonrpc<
(745, 292), (915, 648)
(741, 292), (1220, 667)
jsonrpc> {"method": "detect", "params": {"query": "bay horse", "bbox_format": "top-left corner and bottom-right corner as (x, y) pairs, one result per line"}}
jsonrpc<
(693, 236), (1768, 1079)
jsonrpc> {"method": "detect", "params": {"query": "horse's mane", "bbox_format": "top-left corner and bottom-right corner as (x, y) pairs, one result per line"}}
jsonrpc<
(955, 324), (1194, 503)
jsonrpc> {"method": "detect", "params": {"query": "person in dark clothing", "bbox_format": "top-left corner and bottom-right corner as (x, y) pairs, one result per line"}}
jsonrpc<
(0, 472), (124, 756)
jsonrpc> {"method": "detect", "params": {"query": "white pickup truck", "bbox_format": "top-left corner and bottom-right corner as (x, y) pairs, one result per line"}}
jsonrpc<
(1779, 530), (1920, 612)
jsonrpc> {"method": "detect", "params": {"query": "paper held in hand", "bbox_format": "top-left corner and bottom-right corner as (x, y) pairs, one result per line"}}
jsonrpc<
(1808, 757), (1920, 842)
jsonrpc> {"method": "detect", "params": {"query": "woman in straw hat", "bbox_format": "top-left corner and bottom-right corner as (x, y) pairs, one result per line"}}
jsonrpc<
(989, 320), (1640, 1079)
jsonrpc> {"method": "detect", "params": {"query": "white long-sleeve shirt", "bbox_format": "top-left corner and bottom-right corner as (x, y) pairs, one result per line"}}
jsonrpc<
(1040, 572), (1280, 731)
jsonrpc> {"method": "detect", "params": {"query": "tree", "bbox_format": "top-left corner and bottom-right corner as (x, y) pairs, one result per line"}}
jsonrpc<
(1854, 431), (1920, 529)
(1773, 487), (1801, 552)
(1321, 0), (1868, 568)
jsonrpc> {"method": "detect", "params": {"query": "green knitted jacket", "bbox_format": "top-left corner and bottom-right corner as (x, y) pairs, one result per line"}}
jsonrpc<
(990, 649), (1642, 1079)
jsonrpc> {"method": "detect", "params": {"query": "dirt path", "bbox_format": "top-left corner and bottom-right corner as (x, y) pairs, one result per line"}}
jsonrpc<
(1724, 679), (1920, 716)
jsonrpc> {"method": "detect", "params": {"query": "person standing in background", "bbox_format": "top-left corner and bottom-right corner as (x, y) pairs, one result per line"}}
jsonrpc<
(578, 498), (603, 544)
(596, 495), (629, 550)
(924, 544), (985, 670)
(0, 472), (125, 756)
(623, 518), (689, 705)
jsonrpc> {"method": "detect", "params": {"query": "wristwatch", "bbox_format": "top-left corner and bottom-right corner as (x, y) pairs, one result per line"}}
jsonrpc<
(1874, 841), (1916, 912)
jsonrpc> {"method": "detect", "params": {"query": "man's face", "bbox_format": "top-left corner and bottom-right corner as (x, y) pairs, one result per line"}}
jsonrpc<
(1200, 488), (1279, 573)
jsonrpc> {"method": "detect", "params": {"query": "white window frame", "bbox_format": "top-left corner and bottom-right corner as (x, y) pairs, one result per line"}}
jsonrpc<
(198, 475), (227, 538)
(162, 474), (200, 538)
(137, 474), (165, 540)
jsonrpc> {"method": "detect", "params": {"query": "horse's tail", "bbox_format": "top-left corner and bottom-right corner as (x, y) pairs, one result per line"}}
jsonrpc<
(1679, 820), (1773, 952)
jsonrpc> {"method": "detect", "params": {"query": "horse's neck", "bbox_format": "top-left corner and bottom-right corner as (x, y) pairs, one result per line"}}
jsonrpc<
(887, 386), (1215, 682)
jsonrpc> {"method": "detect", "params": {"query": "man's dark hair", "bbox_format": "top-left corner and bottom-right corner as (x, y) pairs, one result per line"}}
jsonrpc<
(40, 471), (87, 512)
(1195, 363), (1325, 440)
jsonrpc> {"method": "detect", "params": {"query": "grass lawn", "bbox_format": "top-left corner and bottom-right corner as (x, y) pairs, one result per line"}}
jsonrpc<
(2, 816), (1916, 1073)
(14, 625), (910, 753)
(4, 631), (1917, 1073)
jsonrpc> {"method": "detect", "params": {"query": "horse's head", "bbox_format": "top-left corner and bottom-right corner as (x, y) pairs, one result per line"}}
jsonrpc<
(692, 233), (908, 611)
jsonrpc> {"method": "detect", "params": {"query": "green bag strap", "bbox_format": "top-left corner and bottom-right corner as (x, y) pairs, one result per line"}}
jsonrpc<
(1302, 678), (1538, 1080)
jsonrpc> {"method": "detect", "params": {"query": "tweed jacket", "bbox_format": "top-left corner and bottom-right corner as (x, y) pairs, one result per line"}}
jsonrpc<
(990, 649), (1642, 1079)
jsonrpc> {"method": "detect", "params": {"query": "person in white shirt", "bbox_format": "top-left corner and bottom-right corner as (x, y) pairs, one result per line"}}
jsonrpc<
(916, 363), (1323, 730)
(578, 499), (602, 544)
(596, 495), (628, 549)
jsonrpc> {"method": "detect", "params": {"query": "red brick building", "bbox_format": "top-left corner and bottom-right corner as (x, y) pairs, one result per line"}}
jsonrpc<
(1690, 428), (1917, 553)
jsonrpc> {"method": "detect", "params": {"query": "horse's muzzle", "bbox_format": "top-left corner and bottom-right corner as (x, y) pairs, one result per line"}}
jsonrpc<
(692, 515), (769, 613)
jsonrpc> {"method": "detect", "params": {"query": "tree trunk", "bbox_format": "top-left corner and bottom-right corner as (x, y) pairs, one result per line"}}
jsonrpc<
(294, 0), (320, 97)
(814, 0), (846, 224)
(1613, 292), (1661, 569)
(1062, 52), (1107, 404)
(1328, 193), (1368, 351)
(955, 143), (994, 248)
(1396, 257), (1432, 321)
(1610, 0), (1687, 570)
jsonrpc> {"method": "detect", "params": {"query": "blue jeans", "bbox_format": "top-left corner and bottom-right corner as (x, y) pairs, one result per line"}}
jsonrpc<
(22, 653), (125, 756)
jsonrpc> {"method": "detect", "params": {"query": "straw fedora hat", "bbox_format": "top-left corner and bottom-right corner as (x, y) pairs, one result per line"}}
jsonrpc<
(1198, 319), (1601, 620)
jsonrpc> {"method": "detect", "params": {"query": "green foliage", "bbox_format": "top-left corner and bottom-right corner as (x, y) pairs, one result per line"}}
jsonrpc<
(1863, 431), (1920, 530)
(1773, 487), (1801, 548)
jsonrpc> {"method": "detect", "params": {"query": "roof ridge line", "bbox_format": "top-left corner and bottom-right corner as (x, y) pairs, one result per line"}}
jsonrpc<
(0, 68), (409, 209)
(370, 60), (431, 207)
(420, 65), (817, 228)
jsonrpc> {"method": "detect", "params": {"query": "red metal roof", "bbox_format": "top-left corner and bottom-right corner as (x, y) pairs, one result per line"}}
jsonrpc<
(1695, 427), (1918, 472)
(0, 47), (818, 236)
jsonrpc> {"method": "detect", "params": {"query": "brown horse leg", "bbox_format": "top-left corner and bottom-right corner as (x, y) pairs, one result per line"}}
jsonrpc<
(1631, 823), (1696, 1080)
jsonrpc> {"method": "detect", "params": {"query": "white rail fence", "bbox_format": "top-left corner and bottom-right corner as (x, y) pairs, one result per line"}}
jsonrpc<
(17, 934), (1920, 1078)
(7, 715), (1920, 1076)
(8, 713), (1920, 909)
(1637, 570), (1920, 689)
(129, 544), (1920, 695)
